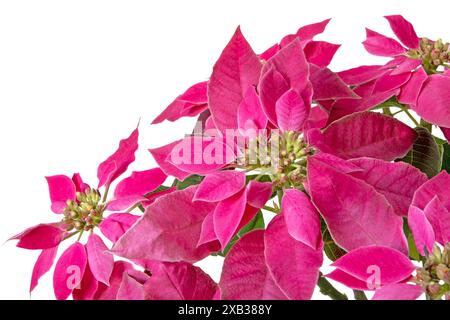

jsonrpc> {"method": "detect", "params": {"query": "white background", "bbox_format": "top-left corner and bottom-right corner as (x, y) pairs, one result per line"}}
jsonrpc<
(0, 0), (448, 300)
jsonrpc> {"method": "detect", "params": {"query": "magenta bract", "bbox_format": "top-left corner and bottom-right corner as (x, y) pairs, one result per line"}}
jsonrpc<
(13, 15), (450, 301)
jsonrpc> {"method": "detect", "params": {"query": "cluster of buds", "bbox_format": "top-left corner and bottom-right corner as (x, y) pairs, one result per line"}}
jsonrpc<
(62, 188), (105, 232)
(415, 244), (450, 300)
(409, 38), (450, 73)
(237, 131), (313, 189)
(267, 131), (312, 189)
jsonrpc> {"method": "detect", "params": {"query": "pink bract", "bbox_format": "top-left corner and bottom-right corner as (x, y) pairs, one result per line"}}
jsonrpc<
(112, 186), (217, 263)
(12, 15), (450, 301)
(97, 127), (139, 188)
(219, 230), (287, 300)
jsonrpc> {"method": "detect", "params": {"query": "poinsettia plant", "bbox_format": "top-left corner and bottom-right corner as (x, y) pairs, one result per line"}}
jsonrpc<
(10, 15), (450, 300)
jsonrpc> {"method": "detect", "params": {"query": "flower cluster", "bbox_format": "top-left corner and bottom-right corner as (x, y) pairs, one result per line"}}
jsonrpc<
(11, 15), (450, 300)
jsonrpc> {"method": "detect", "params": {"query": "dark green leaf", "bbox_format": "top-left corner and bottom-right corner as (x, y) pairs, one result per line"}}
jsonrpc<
(434, 136), (447, 145)
(442, 143), (450, 174)
(321, 219), (346, 261)
(399, 127), (441, 178)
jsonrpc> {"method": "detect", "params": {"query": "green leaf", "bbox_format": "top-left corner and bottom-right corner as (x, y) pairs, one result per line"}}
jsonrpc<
(321, 220), (346, 261)
(217, 211), (265, 257)
(434, 136), (447, 145)
(442, 143), (450, 174)
(245, 174), (272, 183)
(173, 175), (204, 190)
(403, 220), (421, 261)
(399, 127), (441, 178)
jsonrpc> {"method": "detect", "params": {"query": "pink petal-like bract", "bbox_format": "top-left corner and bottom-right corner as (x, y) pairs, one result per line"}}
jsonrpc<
(372, 283), (423, 300)
(152, 81), (208, 124)
(408, 206), (435, 255)
(99, 213), (140, 243)
(264, 216), (323, 300)
(198, 211), (218, 247)
(310, 112), (417, 161)
(259, 38), (310, 126)
(149, 140), (190, 181)
(349, 157), (427, 216)
(363, 28), (406, 57)
(307, 156), (408, 253)
(112, 186), (216, 263)
(30, 246), (58, 293)
(214, 189), (247, 250)
(53, 242), (87, 300)
(97, 128), (139, 188)
(303, 106), (329, 134)
(108, 168), (167, 211)
(275, 89), (310, 132)
(106, 196), (144, 212)
(145, 262), (218, 300)
(117, 273), (145, 300)
(398, 68), (428, 105)
(86, 233), (114, 286)
(194, 170), (246, 202)
(168, 136), (236, 175)
(330, 246), (415, 287)
(423, 197), (450, 245)
(328, 81), (398, 122)
(384, 15), (419, 49)
(94, 261), (145, 300)
(310, 65), (358, 100)
(373, 72), (411, 94)
(219, 230), (287, 300)
(72, 173), (90, 193)
(246, 181), (273, 209)
(237, 87), (268, 133)
(282, 189), (321, 250)
(46, 175), (76, 214)
(338, 65), (386, 86)
(296, 18), (331, 42)
(15, 224), (65, 250)
(412, 171), (450, 212)
(308, 152), (362, 174)
(72, 264), (99, 300)
(391, 57), (421, 75)
(208, 27), (262, 133)
(415, 75), (450, 127)
(304, 41), (340, 68)
(259, 67), (290, 125)
(114, 168), (167, 199)
(326, 269), (371, 291)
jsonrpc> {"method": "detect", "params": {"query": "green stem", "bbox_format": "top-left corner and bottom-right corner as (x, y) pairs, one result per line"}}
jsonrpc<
(126, 202), (140, 213)
(403, 109), (421, 127)
(76, 230), (84, 242)
(63, 231), (80, 241)
(317, 273), (348, 300)
(277, 190), (283, 206)
(262, 205), (279, 214)
(382, 107), (392, 116)
(102, 184), (111, 203)
(353, 290), (368, 300)
(391, 110), (404, 116)
(373, 101), (421, 127)
(255, 174), (266, 181)
(420, 119), (432, 133)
